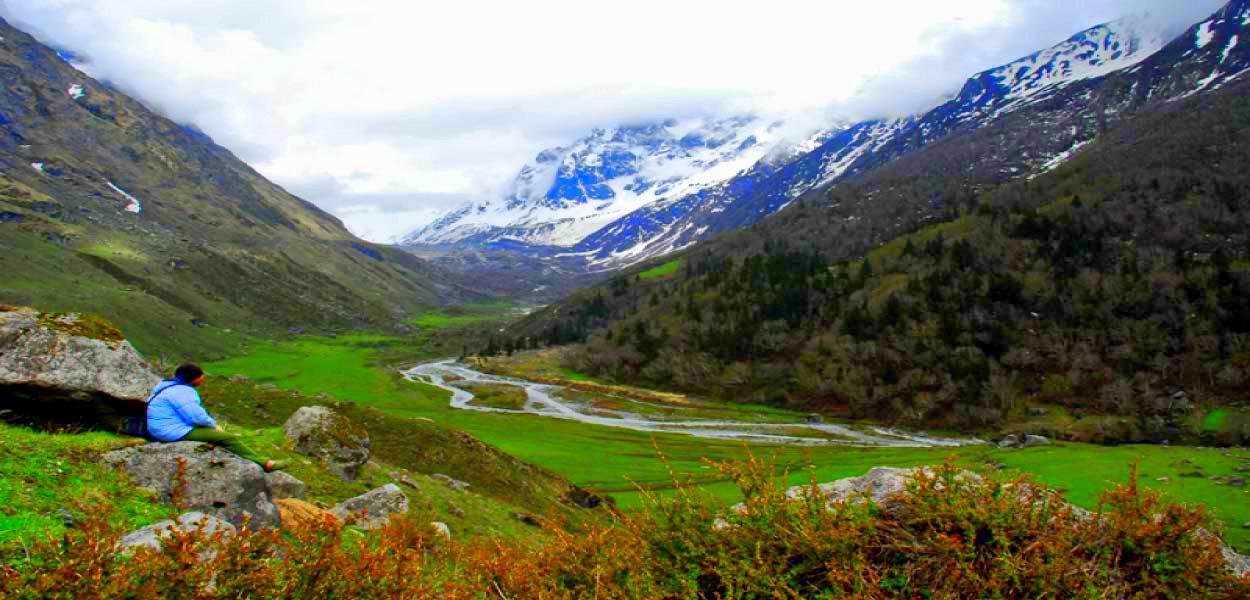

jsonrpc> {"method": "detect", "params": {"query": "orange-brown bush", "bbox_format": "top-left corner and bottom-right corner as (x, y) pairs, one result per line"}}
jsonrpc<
(2, 458), (1247, 599)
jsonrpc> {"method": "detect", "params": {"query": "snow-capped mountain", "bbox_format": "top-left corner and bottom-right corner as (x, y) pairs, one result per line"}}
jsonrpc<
(551, 15), (1171, 270)
(400, 117), (840, 249)
(409, 1), (1250, 283)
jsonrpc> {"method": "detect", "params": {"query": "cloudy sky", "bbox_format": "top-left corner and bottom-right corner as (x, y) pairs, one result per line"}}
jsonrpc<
(2, 0), (1226, 241)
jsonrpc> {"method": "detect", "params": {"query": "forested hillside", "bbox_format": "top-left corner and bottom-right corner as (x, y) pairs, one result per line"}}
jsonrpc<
(509, 79), (1250, 441)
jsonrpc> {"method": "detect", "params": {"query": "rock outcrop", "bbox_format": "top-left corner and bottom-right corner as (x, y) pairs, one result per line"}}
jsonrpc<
(0, 306), (159, 425)
(117, 512), (235, 557)
(264, 471), (307, 500)
(283, 406), (370, 480)
(330, 484), (409, 530)
(102, 442), (281, 528)
(785, 467), (981, 510)
(997, 433), (1051, 449)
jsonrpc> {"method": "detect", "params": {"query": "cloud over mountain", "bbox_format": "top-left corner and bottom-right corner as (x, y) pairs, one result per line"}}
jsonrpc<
(2, 0), (1226, 240)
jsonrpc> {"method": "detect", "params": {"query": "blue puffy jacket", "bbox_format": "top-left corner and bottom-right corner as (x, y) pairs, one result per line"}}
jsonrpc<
(145, 379), (217, 442)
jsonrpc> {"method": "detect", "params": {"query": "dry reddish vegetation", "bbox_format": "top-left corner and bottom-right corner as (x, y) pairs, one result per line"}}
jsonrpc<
(3, 458), (1247, 599)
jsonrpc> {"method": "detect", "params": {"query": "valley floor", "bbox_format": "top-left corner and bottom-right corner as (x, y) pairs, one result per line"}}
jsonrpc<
(203, 335), (1250, 553)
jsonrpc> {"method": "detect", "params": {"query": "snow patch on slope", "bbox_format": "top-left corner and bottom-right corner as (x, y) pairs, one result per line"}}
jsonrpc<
(1197, 21), (1217, 48)
(106, 181), (142, 214)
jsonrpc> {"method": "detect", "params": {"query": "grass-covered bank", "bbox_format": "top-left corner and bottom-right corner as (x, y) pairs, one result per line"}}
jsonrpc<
(204, 336), (1250, 552)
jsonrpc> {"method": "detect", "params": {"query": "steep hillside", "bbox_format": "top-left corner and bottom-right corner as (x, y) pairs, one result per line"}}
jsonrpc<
(508, 56), (1250, 440)
(0, 18), (486, 357)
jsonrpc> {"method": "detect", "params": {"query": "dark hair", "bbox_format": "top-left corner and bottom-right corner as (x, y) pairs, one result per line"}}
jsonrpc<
(174, 363), (204, 383)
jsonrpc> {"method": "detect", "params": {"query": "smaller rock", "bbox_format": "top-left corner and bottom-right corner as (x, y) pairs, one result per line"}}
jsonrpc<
(1022, 435), (1050, 447)
(1156, 477), (1170, 483)
(1027, 408), (1048, 417)
(1230, 477), (1246, 488)
(1243, 522), (1250, 529)
(1179, 471), (1204, 478)
(264, 471), (307, 500)
(288, 327), (305, 335)
(283, 406), (370, 481)
(564, 487), (604, 509)
(1235, 465), (1249, 473)
(229, 374), (250, 383)
(56, 508), (77, 528)
(514, 512), (543, 527)
(431, 473), (471, 492)
(447, 502), (466, 518)
(275, 498), (333, 532)
(430, 521), (451, 541)
(331, 484), (409, 530)
(118, 512), (235, 559)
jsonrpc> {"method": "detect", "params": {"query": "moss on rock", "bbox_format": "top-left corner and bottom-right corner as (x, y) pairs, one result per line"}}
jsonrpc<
(36, 311), (125, 343)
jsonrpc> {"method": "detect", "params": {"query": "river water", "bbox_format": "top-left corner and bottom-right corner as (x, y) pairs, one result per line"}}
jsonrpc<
(404, 360), (983, 448)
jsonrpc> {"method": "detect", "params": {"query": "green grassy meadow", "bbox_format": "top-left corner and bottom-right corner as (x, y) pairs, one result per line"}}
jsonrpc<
(638, 259), (682, 280)
(204, 335), (1250, 553)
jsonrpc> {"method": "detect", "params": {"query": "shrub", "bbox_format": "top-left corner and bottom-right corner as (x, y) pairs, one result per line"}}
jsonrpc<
(2, 458), (1246, 598)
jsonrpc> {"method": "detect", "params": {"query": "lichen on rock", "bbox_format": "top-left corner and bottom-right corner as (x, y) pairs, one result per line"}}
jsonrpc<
(36, 310), (126, 344)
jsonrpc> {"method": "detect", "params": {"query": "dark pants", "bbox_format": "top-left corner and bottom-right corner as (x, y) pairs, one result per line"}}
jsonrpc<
(181, 428), (267, 465)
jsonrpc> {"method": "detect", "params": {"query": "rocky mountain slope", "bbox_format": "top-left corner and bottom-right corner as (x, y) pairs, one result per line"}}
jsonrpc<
(0, 18), (486, 356)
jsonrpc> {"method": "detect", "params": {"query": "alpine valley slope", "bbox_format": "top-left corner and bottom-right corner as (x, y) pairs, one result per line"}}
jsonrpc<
(404, 9), (1232, 284)
(506, 0), (1250, 436)
(0, 18), (486, 357)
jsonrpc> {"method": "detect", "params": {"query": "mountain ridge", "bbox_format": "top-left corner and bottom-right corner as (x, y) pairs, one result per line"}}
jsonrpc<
(0, 17), (486, 356)
(401, 13), (1181, 277)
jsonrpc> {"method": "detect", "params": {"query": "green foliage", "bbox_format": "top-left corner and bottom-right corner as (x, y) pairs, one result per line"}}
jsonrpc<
(4, 460), (1246, 598)
(0, 424), (175, 548)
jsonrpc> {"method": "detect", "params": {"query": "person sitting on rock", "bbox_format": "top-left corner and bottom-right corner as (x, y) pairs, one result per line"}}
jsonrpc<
(147, 363), (287, 472)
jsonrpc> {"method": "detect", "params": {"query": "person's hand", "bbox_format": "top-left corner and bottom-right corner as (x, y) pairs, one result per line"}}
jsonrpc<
(215, 425), (224, 432)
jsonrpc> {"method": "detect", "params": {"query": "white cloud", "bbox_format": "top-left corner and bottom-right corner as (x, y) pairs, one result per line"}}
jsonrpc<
(2, 0), (1229, 241)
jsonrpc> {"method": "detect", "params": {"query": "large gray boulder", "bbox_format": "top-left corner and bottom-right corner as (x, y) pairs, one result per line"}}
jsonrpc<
(330, 484), (408, 530)
(283, 406), (370, 480)
(0, 306), (159, 424)
(117, 512), (236, 558)
(102, 442), (280, 528)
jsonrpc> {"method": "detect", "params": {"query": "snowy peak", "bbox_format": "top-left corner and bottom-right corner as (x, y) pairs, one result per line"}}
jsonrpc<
(401, 115), (836, 247)
(948, 16), (1164, 116)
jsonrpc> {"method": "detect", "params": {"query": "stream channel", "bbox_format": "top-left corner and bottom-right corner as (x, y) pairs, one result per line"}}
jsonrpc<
(405, 360), (983, 448)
